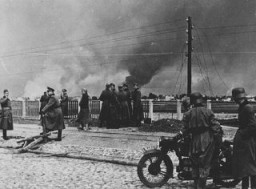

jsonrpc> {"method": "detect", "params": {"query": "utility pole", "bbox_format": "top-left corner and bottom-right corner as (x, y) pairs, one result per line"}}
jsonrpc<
(186, 16), (193, 95)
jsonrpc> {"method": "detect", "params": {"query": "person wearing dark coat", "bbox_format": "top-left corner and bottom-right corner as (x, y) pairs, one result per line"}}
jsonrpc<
(182, 92), (222, 189)
(232, 88), (256, 189)
(41, 87), (65, 141)
(76, 88), (90, 131)
(108, 83), (120, 129)
(0, 89), (13, 140)
(132, 83), (144, 127)
(123, 83), (132, 121)
(60, 89), (69, 118)
(99, 84), (112, 128)
(117, 85), (130, 127)
(40, 92), (49, 111)
(39, 92), (49, 125)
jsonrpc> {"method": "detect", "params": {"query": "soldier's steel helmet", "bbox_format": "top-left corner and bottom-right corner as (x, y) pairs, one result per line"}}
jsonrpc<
(190, 92), (203, 105)
(232, 87), (246, 99)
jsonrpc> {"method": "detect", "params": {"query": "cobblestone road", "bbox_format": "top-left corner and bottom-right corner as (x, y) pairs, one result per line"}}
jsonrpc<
(0, 148), (242, 189)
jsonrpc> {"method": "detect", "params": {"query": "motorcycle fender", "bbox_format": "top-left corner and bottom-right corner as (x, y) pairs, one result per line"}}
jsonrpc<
(142, 149), (174, 178)
(143, 149), (162, 155)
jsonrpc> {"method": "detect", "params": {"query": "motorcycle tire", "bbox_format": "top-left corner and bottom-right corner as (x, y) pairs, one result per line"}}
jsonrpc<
(137, 152), (173, 188)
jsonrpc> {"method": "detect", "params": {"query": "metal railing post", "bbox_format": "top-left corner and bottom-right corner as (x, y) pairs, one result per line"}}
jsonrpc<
(207, 100), (212, 110)
(149, 99), (154, 121)
(21, 100), (26, 118)
(177, 99), (182, 120)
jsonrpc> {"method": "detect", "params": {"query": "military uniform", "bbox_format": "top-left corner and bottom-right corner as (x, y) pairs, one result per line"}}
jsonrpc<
(108, 88), (119, 129)
(0, 96), (13, 130)
(77, 92), (89, 129)
(42, 87), (65, 141)
(123, 85), (132, 119)
(60, 90), (68, 117)
(132, 88), (144, 126)
(232, 88), (256, 189)
(117, 88), (130, 127)
(42, 95), (65, 131)
(182, 92), (222, 189)
(99, 88), (112, 127)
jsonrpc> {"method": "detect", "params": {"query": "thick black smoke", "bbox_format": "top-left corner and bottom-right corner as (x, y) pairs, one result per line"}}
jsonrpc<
(4, 0), (256, 97)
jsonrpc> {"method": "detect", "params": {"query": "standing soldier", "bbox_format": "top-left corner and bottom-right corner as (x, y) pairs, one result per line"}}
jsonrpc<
(109, 83), (120, 129)
(117, 85), (130, 127)
(99, 84), (111, 128)
(76, 88), (90, 131)
(132, 83), (144, 127)
(123, 83), (132, 122)
(60, 89), (69, 118)
(232, 88), (256, 189)
(40, 92), (49, 111)
(0, 89), (13, 140)
(41, 87), (65, 141)
(39, 92), (49, 125)
(182, 92), (222, 189)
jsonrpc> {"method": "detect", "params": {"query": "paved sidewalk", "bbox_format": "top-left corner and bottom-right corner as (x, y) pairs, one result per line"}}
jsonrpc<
(0, 124), (237, 165)
(0, 124), (177, 165)
(0, 124), (240, 189)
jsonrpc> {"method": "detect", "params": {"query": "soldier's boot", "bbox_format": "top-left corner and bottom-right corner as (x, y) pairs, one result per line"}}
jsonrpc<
(193, 179), (198, 189)
(242, 177), (249, 189)
(251, 176), (256, 189)
(56, 129), (62, 141)
(2, 129), (7, 140)
(197, 178), (207, 189)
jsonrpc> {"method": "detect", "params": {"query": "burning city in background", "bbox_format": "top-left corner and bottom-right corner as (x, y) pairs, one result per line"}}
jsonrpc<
(0, 0), (256, 98)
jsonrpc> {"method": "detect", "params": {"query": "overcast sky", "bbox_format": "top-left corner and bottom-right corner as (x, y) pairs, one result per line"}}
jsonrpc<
(1, 0), (256, 98)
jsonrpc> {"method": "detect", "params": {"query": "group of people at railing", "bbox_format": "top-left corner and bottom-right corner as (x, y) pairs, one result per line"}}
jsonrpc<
(99, 83), (144, 129)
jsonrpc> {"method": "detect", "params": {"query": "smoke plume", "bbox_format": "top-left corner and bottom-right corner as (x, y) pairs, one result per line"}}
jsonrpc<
(1, 0), (256, 98)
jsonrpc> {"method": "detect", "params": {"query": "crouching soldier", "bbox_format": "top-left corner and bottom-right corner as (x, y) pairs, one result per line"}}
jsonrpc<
(0, 89), (13, 140)
(182, 92), (222, 189)
(41, 87), (65, 141)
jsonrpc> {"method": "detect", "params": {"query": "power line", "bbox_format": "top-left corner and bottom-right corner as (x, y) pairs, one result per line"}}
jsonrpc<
(3, 19), (185, 54)
(196, 23), (256, 30)
(193, 50), (214, 95)
(1, 27), (185, 59)
(172, 43), (186, 95)
(196, 27), (229, 90)
(194, 29), (214, 96)
(193, 52), (209, 94)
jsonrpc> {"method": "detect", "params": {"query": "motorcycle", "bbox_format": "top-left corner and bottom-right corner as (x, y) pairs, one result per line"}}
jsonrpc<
(137, 132), (240, 188)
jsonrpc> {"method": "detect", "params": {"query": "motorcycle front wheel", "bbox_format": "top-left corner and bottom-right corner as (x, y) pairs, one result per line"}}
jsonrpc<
(137, 152), (173, 188)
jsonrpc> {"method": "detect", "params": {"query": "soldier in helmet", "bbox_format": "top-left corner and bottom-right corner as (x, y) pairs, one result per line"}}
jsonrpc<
(41, 87), (65, 141)
(182, 92), (222, 189)
(232, 88), (256, 189)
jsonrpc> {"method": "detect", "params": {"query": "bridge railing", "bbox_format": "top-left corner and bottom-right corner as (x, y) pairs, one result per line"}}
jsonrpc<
(9, 99), (249, 120)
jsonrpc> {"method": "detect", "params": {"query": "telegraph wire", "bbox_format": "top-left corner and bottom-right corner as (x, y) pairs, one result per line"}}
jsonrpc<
(172, 43), (186, 95)
(2, 19), (185, 54)
(194, 28), (217, 95)
(195, 27), (229, 90)
(196, 23), (256, 30)
(1, 27), (185, 59)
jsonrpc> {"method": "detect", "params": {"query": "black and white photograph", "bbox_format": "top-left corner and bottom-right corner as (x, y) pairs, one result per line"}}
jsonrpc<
(0, 0), (256, 188)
